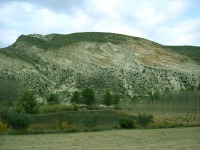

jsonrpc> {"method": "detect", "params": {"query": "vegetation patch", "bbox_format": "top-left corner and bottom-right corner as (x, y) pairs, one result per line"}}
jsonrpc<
(6, 112), (31, 131)
(119, 118), (135, 129)
(39, 104), (75, 114)
(83, 114), (99, 127)
(137, 114), (154, 127)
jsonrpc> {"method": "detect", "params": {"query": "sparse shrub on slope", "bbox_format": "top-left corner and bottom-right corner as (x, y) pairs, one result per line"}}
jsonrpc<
(0, 79), (21, 102)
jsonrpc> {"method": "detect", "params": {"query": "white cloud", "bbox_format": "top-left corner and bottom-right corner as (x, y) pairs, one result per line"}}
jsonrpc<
(0, 29), (21, 47)
(88, 0), (122, 19)
(0, 0), (199, 47)
(153, 19), (200, 45)
(0, 1), (94, 47)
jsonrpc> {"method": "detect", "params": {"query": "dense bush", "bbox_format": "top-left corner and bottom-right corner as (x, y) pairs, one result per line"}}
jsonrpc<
(7, 112), (31, 131)
(103, 90), (113, 106)
(47, 93), (59, 104)
(81, 87), (95, 105)
(119, 118), (135, 129)
(83, 114), (99, 127)
(17, 90), (38, 114)
(70, 91), (81, 104)
(137, 114), (154, 127)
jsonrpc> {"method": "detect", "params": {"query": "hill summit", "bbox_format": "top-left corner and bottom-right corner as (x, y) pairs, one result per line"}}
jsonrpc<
(0, 32), (199, 101)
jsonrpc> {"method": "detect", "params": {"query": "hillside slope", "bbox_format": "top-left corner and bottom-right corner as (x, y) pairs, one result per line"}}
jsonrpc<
(0, 32), (199, 101)
(166, 46), (200, 63)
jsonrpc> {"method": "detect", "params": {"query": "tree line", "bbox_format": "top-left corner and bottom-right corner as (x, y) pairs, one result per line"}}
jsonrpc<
(70, 87), (120, 106)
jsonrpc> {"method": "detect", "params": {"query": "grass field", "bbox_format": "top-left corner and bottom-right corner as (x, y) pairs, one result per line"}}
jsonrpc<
(0, 127), (199, 150)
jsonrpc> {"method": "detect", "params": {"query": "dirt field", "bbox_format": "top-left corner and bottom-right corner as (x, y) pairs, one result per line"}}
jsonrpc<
(0, 127), (200, 150)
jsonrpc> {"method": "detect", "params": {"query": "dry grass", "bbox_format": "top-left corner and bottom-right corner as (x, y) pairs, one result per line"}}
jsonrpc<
(152, 113), (200, 125)
(0, 127), (200, 150)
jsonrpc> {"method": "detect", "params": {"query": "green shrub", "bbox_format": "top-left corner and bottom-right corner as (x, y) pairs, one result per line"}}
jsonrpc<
(17, 90), (38, 114)
(137, 114), (154, 127)
(81, 87), (95, 105)
(47, 93), (59, 104)
(7, 112), (31, 131)
(103, 90), (113, 106)
(83, 114), (99, 127)
(119, 118), (135, 129)
(71, 91), (81, 104)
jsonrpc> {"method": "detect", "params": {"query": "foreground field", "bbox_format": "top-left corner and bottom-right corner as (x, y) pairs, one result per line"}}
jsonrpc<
(0, 127), (199, 150)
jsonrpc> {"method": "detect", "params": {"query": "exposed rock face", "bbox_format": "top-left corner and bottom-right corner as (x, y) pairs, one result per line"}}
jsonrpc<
(0, 32), (199, 101)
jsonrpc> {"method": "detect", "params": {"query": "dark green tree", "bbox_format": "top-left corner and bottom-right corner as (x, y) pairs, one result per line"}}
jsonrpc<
(17, 90), (38, 114)
(47, 93), (59, 104)
(81, 87), (95, 105)
(113, 94), (120, 105)
(103, 90), (113, 106)
(70, 91), (81, 104)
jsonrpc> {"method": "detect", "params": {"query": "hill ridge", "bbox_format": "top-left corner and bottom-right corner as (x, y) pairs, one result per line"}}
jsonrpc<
(0, 32), (199, 101)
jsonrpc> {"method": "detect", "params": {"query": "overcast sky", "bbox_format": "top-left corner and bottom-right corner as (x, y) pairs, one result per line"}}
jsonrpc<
(0, 0), (200, 48)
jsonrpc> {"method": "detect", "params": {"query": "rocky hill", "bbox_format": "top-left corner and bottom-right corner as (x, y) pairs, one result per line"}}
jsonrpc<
(0, 32), (199, 102)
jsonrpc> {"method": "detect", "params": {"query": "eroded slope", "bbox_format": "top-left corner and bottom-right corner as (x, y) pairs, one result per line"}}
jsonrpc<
(0, 32), (199, 101)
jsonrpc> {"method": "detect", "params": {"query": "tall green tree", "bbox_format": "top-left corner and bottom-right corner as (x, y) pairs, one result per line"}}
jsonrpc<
(17, 90), (38, 114)
(81, 87), (95, 105)
(71, 91), (81, 104)
(103, 90), (113, 106)
(47, 93), (59, 104)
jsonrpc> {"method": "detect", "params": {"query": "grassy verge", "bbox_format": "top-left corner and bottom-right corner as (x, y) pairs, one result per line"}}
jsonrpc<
(1, 104), (200, 135)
